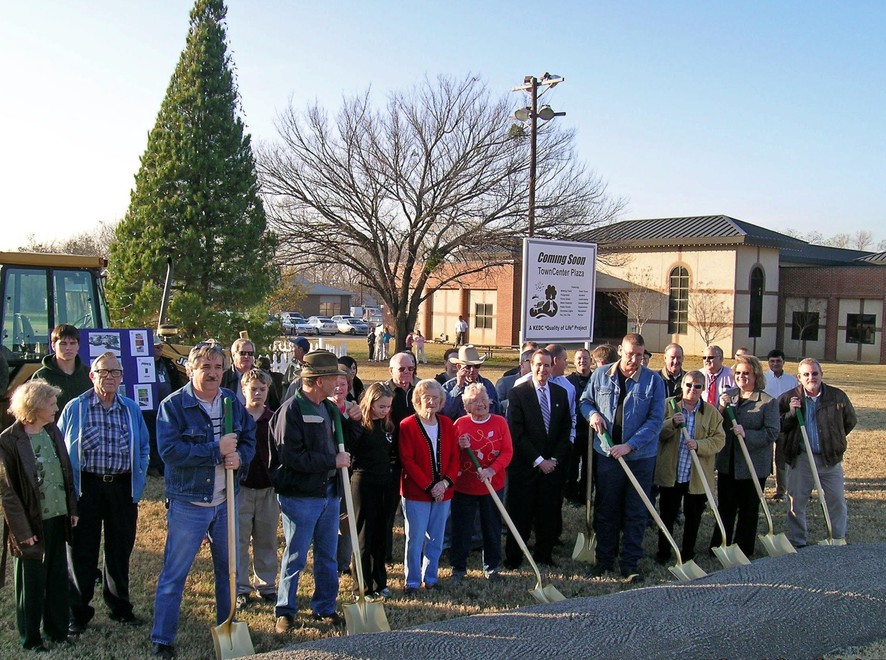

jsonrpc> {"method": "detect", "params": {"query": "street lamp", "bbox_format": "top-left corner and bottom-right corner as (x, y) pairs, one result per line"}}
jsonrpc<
(511, 73), (565, 237)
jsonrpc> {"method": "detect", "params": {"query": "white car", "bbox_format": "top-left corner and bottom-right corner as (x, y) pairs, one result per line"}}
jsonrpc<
(280, 313), (318, 336)
(307, 316), (339, 335)
(331, 315), (370, 335)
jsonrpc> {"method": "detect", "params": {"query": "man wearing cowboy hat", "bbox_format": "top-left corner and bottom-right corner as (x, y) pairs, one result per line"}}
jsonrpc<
(442, 345), (501, 420)
(270, 350), (360, 632)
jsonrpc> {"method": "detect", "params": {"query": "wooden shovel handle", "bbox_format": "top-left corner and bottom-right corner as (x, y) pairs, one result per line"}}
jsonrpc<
(795, 409), (836, 540)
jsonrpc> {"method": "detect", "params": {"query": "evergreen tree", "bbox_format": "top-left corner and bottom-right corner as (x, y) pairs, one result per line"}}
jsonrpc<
(107, 0), (276, 343)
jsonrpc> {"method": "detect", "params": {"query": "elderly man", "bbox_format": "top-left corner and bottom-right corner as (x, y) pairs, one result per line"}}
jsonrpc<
(579, 333), (665, 580)
(58, 351), (150, 634)
(271, 351), (359, 632)
(149, 341), (256, 659)
(32, 324), (92, 417)
(565, 348), (593, 505)
(504, 349), (572, 568)
(779, 358), (856, 548)
(764, 349), (799, 500)
(658, 343), (686, 399)
(701, 345), (735, 405)
(442, 345), (500, 419)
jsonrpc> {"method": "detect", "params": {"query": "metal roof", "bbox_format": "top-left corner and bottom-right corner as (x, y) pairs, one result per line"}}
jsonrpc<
(577, 215), (809, 250)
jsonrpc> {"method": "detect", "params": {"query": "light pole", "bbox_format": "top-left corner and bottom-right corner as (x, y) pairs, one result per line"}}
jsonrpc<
(511, 73), (565, 237)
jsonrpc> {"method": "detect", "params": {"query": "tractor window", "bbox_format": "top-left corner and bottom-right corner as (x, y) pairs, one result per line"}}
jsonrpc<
(2, 267), (50, 360)
(54, 270), (98, 329)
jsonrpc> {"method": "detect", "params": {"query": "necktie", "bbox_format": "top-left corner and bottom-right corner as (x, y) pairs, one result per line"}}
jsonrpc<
(707, 373), (717, 404)
(539, 387), (551, 432)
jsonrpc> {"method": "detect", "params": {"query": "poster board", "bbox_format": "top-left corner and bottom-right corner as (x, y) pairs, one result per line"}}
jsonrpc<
(521, 238), (597, 343)
(78, 328), (158, 411)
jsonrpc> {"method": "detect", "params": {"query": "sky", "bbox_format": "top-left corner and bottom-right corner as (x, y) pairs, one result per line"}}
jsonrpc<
(1, 0), (884, 251)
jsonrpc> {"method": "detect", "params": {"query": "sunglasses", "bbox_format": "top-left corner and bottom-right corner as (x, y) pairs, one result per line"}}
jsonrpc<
(683, 383), (704, 390)
(702, 355), (720, 361)
(237, 351), (255, 357)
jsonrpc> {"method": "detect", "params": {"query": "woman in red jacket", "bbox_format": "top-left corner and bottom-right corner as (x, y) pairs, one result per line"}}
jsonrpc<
(451, 383), (513, 583)
(399, 379), (459, 592)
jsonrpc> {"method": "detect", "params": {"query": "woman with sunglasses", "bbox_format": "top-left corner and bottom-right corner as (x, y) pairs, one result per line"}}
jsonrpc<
(655, 370), (725, 563)
(711, 355), (780, 557)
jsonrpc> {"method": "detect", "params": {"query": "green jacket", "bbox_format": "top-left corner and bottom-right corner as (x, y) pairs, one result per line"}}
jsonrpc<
(656, 397), (724, 494)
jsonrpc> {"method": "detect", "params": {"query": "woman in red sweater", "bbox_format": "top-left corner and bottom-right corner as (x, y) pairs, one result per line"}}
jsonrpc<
(398, 379), (459, 592)
(450, 383), (513, 583)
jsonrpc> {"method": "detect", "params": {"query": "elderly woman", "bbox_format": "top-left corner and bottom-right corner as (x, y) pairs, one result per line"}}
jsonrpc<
(0, 380), (78, 652)
(711, 355), (780, 557)
(450, 384), (513, 583)
(398, 379), (460, 592)
(655, 370), (725, 563)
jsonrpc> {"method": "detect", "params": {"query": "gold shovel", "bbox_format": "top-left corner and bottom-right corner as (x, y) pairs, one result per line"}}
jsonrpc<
(672, 401), (750, 568)
(724, 407), (796, 557)
(466, 448), (565, 603)
(338, 436), (391, 634)
(599, 430), (707, 582)
(796, 409), (847, 546)
(212, 398), (255, 660)
(572, 437), (596, 563)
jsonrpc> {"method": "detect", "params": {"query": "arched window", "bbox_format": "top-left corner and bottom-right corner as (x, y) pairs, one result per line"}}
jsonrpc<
(668, 266), (689, 335)
(749, 267), (764, 338)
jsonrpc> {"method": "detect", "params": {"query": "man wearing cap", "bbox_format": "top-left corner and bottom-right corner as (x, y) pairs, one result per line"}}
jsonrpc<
(149, 341), (255, 659)
(270, 350), (360, 633)
(58, 351), (151, 635)
(282, 336), (311, 401)
(442, 345), (500, 420)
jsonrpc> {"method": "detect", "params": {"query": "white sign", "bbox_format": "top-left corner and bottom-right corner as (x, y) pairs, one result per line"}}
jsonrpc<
(521, 238), (597, 343)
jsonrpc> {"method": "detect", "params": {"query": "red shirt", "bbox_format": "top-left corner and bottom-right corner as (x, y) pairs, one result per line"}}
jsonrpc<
(453, 414), (513, 495)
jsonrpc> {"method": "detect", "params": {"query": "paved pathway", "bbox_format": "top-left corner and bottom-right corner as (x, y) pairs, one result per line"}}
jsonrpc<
(255, 543), (886, 659)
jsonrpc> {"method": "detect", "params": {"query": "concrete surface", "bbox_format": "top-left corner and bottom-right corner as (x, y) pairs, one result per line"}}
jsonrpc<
(255, 543), (886, 659)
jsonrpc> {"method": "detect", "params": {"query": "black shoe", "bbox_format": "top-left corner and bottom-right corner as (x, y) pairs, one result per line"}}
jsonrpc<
(235, 594), (251, 609)
(67, 621), (87, 636)
(503, 559), (522, 570)
(109, 612), (145, 626)
(151, 643), (176, 659)
(24, 643), (49, 653)
(534, 555), (557, 567)
(588, 564), (613, 578)
(260, 592), (277, 603)
(275, 615), (295, 633)
(423, 582), (440, 591)
(312, 612), (344, 627)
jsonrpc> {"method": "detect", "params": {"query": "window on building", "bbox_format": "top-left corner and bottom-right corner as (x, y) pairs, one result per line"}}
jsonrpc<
(846, 313), (876, 345)
(318, 296), (340, 317)
(667, 266), (689, 335)
(791, 311), (819, 341)
(748, 267), (764, 338)
(474, 303), (493, 329)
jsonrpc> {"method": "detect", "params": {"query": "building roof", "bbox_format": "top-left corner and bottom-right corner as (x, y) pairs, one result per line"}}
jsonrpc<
(856, 250), (886, 265)
(779, 243), (879, 267)
(302, 282), (354, 296)
(577, 215), (809, 250)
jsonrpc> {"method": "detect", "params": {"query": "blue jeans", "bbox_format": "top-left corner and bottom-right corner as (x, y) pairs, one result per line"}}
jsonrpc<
(276, 482), (340, 617)
(450, 490), (503, 575)
(595, 454), (655, 572)
(151, 500), (231, 646)
(402, 497), (451, 588)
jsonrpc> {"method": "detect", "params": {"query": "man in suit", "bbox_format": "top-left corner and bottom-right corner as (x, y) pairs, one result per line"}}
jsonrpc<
(503, 349), (572, 568)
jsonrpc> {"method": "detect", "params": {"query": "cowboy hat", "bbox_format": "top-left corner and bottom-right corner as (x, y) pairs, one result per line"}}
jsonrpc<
(448, 345), (487, 366)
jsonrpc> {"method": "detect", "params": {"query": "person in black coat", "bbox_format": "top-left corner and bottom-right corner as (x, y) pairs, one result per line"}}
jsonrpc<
(504, 349), (572, 568)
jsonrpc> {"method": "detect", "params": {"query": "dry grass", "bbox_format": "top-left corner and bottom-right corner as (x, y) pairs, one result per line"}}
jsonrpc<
(2, 345), (884, 659)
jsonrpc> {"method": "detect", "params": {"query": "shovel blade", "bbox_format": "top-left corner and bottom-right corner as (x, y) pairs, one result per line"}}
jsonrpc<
(818, 537), (848, 546)
(712, 543), (752, 569)
(571, 532), (597, 563)
(759, 532), (797, 557)
(668, 559), (708, 582)
(212, 620), (255, 660)
(530, 584), (567, 603)
(343, 599), (391, 635)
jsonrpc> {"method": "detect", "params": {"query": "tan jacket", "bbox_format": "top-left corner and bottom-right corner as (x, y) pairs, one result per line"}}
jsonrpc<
(655, 397), (725, 494)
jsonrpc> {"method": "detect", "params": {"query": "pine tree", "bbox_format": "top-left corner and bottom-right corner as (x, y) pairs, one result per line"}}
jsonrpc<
(107, 0), (276, 343)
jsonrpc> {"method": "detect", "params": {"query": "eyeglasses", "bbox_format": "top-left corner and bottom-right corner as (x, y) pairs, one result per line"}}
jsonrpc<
(94, 369), (123, 378)
(702, 355), (720, 361)
(237, 351), (255, 357)
(683, 383), (704, 390)
(799, 371), (820, 377)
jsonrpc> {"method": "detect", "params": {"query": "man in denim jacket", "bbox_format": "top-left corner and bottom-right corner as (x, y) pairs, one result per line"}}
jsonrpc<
(149, 341), (255, 659)
(579, 333), (665, 580)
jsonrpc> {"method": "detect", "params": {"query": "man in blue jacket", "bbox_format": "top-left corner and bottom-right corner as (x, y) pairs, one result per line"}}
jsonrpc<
(59, 351), (150, 634)
(149, 341), (255, 660)
(579, 333), (665, 581)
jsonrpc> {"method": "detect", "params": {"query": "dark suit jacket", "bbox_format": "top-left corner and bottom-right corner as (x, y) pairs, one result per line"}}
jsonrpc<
(507, 379), (572, 481)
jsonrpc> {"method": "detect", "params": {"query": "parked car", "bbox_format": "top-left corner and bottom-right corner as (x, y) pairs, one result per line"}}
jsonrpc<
(307, 315), (339, 335)
(280, 313), (318, 336)
(331, 315), (370, 335)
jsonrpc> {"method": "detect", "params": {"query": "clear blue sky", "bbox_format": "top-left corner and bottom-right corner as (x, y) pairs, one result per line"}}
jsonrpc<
(2, 0), (884, 251)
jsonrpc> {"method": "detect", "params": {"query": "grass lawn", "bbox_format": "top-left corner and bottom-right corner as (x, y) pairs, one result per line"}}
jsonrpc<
(2, 345), (884, 659)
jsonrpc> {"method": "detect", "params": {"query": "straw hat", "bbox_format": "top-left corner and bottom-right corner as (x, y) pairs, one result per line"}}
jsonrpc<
(448, 345), (487, 366)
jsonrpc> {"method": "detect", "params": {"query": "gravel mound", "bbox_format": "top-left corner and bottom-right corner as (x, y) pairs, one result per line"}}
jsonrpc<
(255, 543), (886, 659)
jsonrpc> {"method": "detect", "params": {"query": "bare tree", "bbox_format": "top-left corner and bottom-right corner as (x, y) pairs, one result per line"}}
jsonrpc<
(258, 74), (624, 349)
(878, 238), (886, 252)
(610, 267), (661, 334)
(688, 286), (731, 346)
(20, 219), (118, 257)
(853, 230), (873, 251)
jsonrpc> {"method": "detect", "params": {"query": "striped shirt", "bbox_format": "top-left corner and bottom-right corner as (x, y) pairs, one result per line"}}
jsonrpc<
(676, 400), (700, 483)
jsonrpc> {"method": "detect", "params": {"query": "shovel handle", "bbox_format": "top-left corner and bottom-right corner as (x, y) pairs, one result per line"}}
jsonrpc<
(223, 398), (237, 627)
(795, 408), (836, 541)
(337, 439), (369, 600)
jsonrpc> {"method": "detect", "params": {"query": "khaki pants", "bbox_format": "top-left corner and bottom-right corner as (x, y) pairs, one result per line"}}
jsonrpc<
(786, 454), (846, 547)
